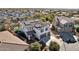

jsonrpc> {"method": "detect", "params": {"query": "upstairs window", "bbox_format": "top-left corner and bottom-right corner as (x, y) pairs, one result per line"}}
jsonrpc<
(64, 24), (67, 27)
(69, 24), (73, 27)
(45, 27), (48, 31)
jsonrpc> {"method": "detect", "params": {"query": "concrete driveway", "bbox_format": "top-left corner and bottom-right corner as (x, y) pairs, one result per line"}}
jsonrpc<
(62, 42), (79, 51)
(46, 32), (79, 51)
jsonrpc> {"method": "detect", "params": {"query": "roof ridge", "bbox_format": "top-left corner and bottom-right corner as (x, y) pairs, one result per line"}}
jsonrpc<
(0, 42), (29, 46)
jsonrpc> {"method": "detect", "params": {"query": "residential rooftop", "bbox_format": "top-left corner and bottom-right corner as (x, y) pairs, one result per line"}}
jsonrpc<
(57, 16), (74, 24)
(0, 31), (29, 51)
(21, 19), (50, 31)
(0, 31), (28, 45)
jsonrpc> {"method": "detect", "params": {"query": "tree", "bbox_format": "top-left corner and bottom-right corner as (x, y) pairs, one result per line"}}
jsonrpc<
(4, 19), (12, 31)
(45, 13), (55, 23)
(3, 19), (16, 31)
(41, 17), (46, 22)
(51, 25), (56, 30)
(42, 47), (49, 51)
(0, 25), (5, 31)
(49, 41), (60, 51)
(76, 27), (79, 32)
(33, 12), (42, 19)
(30, 42), (42, 51)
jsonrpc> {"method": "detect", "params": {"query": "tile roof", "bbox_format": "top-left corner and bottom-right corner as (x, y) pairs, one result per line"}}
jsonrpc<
(0, 43), (29, 51)
(0, 31), (28, 45)
(57, 16), (74, 24)
(0, 31), (29, 51)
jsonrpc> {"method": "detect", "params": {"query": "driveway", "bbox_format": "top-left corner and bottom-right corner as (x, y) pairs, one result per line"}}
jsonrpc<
(62, 42), (79, 51)
(46, 32), (79, 51)
(60, 35), (79, 51)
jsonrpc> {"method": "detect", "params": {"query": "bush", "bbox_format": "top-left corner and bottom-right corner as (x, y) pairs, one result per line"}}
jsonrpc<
(49, 41), (60, 51)
(30, 42), (42, 51)
(0, 26), (5, 31)
(76, 27), (79, 32)
(51, 25), (56, 30)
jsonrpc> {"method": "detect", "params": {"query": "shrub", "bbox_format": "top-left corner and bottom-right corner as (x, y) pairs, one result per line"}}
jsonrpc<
(30, 42), (42, 51)
(76, 27), (79, 32)
(49, 41), (60, 51)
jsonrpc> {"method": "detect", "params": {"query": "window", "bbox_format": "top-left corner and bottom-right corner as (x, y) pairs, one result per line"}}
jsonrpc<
(48, 32), (50, 36)
(40, 33), (46, 39)
(46, 32), (50, 37)
(41, 29), (44, 33)
(69, 24), (72, 27)
(27, 31), (31, 35)
(45, 27), (48, 31)
(64, 24), (67, 27)
(33, 30), (36, 34)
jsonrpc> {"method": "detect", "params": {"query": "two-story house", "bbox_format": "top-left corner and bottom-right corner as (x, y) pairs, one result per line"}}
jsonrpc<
(53, 16), (76, 43)
(53, 16), (75, 33)
(19, 20), (50, 43)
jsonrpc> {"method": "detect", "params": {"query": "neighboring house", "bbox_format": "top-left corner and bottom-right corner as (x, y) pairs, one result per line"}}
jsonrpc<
(71, 17), (79, 36)
(0, 31), (29, 51)
(74, 20), (79, 29)
(53, 16), (75, 33)
(71, 17), (79, 24)
(19, 19), (50, 43)
(53, 16), (76, 43)
(74, 17), (79, 28)
(71, 17), (79, 28)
